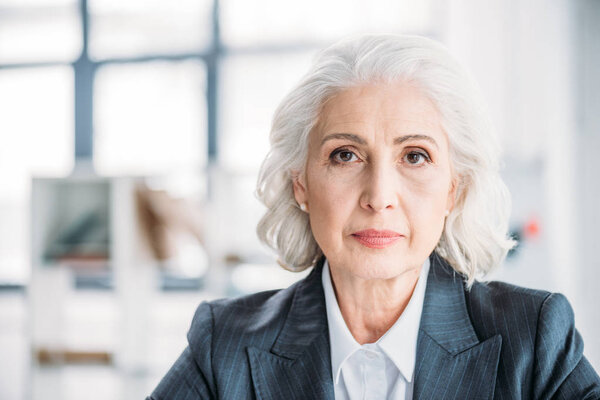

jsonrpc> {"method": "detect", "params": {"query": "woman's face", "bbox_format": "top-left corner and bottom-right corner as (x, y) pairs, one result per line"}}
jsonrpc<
(293, 82), (456, 280)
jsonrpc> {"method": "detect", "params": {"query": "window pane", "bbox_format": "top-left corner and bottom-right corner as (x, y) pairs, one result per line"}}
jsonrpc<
(94, 60), (207, 194)
(0, 66), (74, 282)
(213, 52), (316, 263)
(219, 51), (316, 171)
(89, 0), (212, 60)
(221, 0), (435, 47)
(0, 0), (74, 5)
(0, 2), (81, 63)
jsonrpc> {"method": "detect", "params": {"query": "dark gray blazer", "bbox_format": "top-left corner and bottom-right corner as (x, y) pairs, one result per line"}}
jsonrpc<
(148, 254), (600, 399)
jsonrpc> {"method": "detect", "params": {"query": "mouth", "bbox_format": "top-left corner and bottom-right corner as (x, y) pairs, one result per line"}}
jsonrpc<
(351, 229), (404, 249)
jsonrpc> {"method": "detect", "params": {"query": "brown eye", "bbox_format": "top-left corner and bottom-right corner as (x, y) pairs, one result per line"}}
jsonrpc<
(404, 151), (428, 165)
(332, 150), (359, 163)
(339, 151), (354, 162)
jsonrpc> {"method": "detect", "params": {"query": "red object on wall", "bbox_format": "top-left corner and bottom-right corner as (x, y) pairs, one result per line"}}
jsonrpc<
(523, 217), (540, 239)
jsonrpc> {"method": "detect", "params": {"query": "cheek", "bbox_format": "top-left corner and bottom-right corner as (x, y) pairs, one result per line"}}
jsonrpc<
(410, 181), (451, 210)
(307, 173), (355, 221)
(402, 172), (452, 226)
(403, 164), (452, 200)
(304, 169), (359, 245)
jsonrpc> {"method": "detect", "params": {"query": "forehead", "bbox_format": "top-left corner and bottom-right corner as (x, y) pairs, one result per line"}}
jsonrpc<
(314, 81), (445, 143)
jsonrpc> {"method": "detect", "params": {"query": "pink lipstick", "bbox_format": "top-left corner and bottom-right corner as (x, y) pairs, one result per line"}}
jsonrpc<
(351, 229), (403, 249)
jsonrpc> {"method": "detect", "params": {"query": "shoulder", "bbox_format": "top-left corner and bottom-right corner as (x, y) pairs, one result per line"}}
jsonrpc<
(465, 278), (574, 349)
(148, 278), (309, 400)
(466, 279), (600, 397)
(467, 279), (553, 331)
(180, 276), (311, 399)
(187, 277), (302, 353)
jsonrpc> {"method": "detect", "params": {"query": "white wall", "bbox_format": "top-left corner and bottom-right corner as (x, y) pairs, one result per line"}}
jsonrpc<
(443, 0), (599, 369)
(575, 0), (600, 373)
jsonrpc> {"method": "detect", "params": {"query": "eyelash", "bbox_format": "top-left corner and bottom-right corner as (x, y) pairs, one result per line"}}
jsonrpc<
(404, 150), (431, 165)
(330, 148), (360, 164)
(329, 147), (431, 166)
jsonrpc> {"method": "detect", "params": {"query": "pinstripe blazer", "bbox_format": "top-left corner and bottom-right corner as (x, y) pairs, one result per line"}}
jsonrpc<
(148, 253), (600, 399)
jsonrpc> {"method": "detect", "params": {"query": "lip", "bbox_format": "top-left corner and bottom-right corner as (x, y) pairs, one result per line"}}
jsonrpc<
(351, 229), (404, 249)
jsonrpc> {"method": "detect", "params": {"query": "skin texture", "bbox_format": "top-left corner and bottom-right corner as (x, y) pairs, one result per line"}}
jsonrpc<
(293, 82), (456, 343)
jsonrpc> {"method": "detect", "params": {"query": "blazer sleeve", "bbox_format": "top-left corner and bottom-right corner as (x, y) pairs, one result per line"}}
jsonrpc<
(147, 302), (217, 400)
(533, 293), (600, 399)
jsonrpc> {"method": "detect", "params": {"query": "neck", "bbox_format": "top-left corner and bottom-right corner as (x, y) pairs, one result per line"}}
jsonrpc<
(328, 264), (422, 344)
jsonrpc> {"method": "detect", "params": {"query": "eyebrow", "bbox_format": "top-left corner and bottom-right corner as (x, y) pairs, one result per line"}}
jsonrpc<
(321, 133), (366, 145)
(394, 134), (438, 149)
(321, 133), (438, 148)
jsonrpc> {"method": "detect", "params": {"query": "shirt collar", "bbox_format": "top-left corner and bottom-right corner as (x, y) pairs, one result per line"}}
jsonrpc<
(322, 257), (430, 384)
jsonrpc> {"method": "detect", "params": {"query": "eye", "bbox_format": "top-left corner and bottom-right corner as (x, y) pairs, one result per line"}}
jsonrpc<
(331, 149), (359, 163)
(403, 151), (430, 166)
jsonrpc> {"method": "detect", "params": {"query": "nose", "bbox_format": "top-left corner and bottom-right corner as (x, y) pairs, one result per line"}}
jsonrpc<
(359, 163), (399, 212)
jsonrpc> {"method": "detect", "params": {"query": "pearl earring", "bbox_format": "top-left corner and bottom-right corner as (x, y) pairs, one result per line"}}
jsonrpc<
(300, 203), (308, 212)
(444, 210), (450, 216)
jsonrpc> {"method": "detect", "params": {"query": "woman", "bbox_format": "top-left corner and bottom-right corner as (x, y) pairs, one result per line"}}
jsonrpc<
(149, 35), (600, 399)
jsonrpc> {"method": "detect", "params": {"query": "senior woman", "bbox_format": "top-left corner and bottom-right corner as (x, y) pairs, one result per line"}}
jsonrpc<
(149, 35), (600, 399)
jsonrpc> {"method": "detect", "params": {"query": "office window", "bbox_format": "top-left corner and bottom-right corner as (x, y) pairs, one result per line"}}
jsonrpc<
(0, 65), (74, 199)
(0, 0), (81, 63)
(0, 0), (444, 285)
(0, 66), (74, 282)
(88, 0), (212, 59)
(219, 51), (315, 171)
(94, 60), (207, 190)
(220, 0), (434, 47)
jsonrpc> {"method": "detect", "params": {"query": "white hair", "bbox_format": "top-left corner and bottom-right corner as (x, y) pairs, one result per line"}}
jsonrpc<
(256, 34), (515, 287)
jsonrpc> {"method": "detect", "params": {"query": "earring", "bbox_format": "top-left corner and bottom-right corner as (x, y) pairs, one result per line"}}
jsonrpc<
(444, 210), (450, 216)
(300, 203), (308, 212)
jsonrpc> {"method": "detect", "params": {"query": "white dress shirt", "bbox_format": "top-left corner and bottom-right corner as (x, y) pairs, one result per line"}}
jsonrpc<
(322, 258), (430, 400)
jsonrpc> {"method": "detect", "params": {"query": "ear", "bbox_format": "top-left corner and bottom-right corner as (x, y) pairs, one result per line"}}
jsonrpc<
(291, 170), (308, 206)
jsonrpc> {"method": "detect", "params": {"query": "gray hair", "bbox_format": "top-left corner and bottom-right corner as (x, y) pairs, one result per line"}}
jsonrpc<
(256, 34), (515, 286)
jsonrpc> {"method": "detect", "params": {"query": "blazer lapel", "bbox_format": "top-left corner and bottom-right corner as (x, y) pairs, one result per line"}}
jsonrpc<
(413, 254), (502, 399)
(247, 254), (502, 399)
(247, 258), (334, 400)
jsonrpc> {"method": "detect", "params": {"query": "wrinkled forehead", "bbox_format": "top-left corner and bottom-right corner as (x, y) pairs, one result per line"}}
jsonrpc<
(309, 81), (449, 149)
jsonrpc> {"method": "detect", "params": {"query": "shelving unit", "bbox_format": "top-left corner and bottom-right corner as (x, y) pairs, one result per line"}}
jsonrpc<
(29, 174), (158, 372)
(32, 176), (112, 286)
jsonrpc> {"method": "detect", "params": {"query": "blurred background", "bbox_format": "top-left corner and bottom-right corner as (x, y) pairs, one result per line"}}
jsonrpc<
(0, 0), (598, 398)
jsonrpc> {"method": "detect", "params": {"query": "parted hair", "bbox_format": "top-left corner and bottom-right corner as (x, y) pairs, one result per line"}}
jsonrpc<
(255, 34), (515, 287)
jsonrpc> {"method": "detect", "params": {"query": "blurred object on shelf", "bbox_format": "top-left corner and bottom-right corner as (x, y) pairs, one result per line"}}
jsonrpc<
(135, 184), (204, 260)
(29, 176), (162, 373)
(224, 253), (243, 265)
(36, 349), (113, 365)
(45, 210), (110, 263)
(135, 183), (208, 280)
(31, 177), (113, 289)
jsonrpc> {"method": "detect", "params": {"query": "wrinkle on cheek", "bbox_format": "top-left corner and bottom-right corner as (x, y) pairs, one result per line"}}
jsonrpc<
(308, 160), (362, 185)
(405, 177), (445, 196)
(307, 173), (354, 210)
(402, 164), (451, 190)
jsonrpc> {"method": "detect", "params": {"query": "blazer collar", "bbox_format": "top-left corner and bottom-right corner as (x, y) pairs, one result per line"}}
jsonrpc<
(413, 253), (502, 398)
(419, 252), (480, 353)
(247, 254), (502, 399)
(247, 257), (335, 400)
(272, 253), (484, 355)
(268, 253), (479, 358)
(270, 257), (330, 359)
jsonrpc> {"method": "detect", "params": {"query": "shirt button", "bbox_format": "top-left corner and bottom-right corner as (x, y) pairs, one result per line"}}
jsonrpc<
(364, 351), (377, 360)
